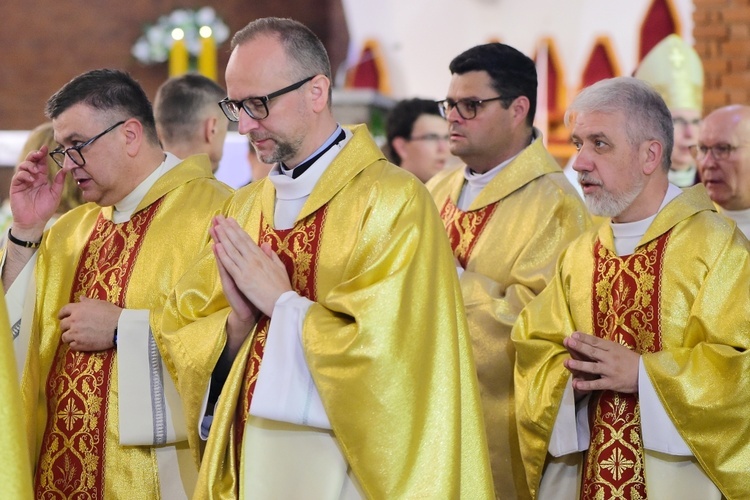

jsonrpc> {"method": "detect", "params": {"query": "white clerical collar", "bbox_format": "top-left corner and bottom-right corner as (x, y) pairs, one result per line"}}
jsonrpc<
(720, 206), (750, 239)
(269, 128), (352, 201)
(668, 164), (698, 188)
(457, 130), (536, 210)
(112, 152), (181, 223)
(611, 183), (682, 256)
(268, 128), (352, 230)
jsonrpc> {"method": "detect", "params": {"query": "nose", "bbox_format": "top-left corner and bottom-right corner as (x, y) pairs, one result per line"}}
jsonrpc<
(444, 104), (463, 123)
(571, 148), (593, 173)
(697, 149), (717, 171)
(684, 123), (698, 139)
(237, 110), (262, 135)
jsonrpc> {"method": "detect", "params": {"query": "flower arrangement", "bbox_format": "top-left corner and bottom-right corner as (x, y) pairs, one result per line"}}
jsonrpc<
(131, 7), (230, 64)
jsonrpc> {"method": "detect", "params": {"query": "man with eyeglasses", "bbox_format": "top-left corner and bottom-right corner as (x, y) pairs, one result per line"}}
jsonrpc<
(385, 97), (451, 182)
(513, 77), (750, 499)
(427, 42), (590, 498)
(158, 17), (493, 499)
(635, 34), (705, 188)
(696, 105), (750, 238)
(2, 69), (232, 498)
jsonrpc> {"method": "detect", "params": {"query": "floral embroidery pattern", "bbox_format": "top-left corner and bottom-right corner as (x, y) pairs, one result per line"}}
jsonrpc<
(35, 201), (162, 498)
(439, 198), (498, 268)
(581, 233), (670, 499)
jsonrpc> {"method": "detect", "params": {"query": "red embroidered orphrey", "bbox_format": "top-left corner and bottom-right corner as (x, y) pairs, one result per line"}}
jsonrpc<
(35, 200), (163, 498)
(581, 233), (670, 499)
(233, 207), (327, 465)
(439, 198), (499, 268)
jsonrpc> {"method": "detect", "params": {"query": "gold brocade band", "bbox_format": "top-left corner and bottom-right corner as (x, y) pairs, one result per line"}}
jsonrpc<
(439, 199), (498, 267)
(34, 200), (163, 498)
(233, 207), (327, 483)
(581, 233), (669, 499)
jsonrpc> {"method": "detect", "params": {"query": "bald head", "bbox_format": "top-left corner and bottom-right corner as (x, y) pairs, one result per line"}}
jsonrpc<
(698, 105), (750, 210)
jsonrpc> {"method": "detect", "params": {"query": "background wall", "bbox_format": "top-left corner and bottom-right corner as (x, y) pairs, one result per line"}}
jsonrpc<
(0, 0), (348, 130)
(694, 0), (750, 111)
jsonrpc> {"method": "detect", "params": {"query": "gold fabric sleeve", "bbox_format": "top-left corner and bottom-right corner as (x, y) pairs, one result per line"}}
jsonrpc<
(0, 284), (33, 498)
(430, 135), (591, 498)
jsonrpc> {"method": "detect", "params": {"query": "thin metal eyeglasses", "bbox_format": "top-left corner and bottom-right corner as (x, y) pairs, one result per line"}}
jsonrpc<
(672, 117), (701, 128)
(49, 120), (126, 168)
(218, 75), (316, 122)
(436, 96), (513, 120)
(688, 143), (740, 161)
(409, 133), (450, 143)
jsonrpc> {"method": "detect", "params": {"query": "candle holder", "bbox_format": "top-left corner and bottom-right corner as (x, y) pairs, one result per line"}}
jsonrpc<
(131, 7), (229, 80)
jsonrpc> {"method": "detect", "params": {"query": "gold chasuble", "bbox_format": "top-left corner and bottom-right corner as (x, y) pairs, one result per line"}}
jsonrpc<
(513, 186), (750, 500)
(160, 125), (495, 499)
(428, 135), (591, 498)
(0, 285), (33, 499)
(21, 155), (232, 499)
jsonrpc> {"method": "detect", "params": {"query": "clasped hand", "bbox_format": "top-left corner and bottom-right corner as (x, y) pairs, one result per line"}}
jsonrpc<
(210, 216), (292, 322)
(563, 331), (640, 397)
(59, 297), (122, 352)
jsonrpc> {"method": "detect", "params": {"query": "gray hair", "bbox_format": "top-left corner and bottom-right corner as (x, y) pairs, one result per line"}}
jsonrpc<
(231, 17), (332, 102)
(565, 77), (673, 171)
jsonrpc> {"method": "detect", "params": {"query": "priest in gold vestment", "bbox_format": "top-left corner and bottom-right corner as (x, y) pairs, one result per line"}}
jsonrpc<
(429, 43), (590, 498)
(3, 70), (232, 499)
(0, 288), (33, 498)
(159, 18), (494, 499)
(513, 77), (750, 499)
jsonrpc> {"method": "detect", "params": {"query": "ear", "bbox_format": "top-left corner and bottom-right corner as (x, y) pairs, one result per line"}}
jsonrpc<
(309, 74), (331, 113)
(203, 116), (218, 144)
(122, 118), (144, 158)
(510, 96), (531, 127)
(391, 137), (409, 161)
(641, 140), (663, 175)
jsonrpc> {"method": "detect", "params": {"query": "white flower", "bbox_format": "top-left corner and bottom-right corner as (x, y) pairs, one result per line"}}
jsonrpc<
(132, 7), (230, 65)
(195, 7), (216, 26)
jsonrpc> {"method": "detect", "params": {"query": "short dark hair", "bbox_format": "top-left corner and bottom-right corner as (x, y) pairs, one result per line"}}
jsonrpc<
(45, 68), (159, 145)
(231, 17), (332, 102)
(449, 43), (537, 127)
(385, 98), (442, 165)
(154, 73), (226, 144)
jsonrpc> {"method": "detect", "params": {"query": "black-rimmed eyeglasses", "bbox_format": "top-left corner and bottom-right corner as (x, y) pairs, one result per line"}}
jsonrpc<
(49, 120), (126, 168)
(219, 76), (316, 122)
(436, 96), (514, 120)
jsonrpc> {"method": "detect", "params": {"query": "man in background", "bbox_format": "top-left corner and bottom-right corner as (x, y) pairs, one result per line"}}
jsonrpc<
(635, 34), (705, 187)
(386, 97), (450, 182)
(154, 73), (229, 173)
(428, 42), (590, 498)
(696, 104), (750, 237)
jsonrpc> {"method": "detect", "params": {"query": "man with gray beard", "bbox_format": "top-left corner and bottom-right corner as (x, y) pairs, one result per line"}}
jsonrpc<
(513, 76), (750, 499)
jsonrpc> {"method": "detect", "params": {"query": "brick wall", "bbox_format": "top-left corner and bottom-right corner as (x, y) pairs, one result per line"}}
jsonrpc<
(0, 0), (347, 130)
(694, 0), (750, 112)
